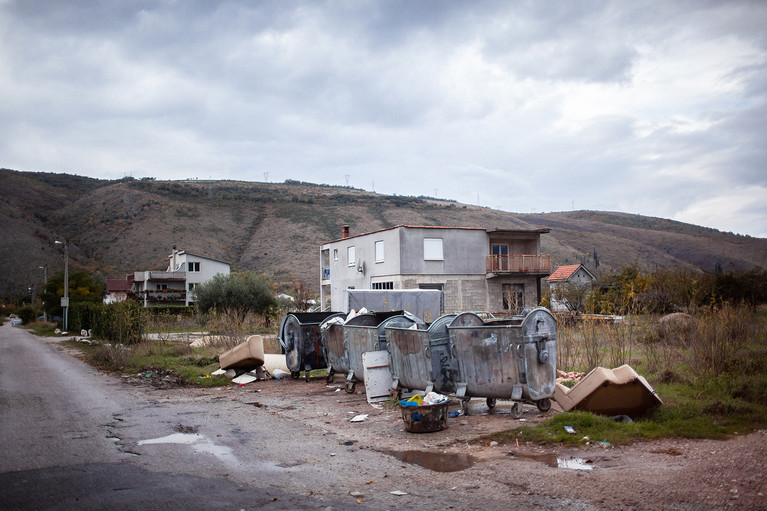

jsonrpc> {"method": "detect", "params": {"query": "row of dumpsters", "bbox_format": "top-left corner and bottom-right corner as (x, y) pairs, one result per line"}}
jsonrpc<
(278, 307), (558, 417)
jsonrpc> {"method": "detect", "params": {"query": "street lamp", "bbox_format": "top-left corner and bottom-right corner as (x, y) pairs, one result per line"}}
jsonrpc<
(39, 265), (48, 322)
(55, 240), (69, 331)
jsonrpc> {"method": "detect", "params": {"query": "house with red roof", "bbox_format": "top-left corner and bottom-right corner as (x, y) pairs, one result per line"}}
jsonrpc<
(545, 264), (596, 312)
(104, 278), (132, 304)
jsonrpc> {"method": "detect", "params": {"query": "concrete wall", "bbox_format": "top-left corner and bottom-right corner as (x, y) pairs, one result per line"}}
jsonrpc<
(322, 228), (403, 312)
(399, 227), (486, 275)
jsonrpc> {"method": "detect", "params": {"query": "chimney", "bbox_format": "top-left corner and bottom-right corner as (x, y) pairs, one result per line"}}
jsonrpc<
(342, 225), (350, 239)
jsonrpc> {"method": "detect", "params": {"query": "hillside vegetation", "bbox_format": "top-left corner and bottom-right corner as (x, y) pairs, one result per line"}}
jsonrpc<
(2, 168), (765, 299)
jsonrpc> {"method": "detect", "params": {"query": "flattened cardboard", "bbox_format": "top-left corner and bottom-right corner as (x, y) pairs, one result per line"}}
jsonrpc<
(553, 364), (662, 416)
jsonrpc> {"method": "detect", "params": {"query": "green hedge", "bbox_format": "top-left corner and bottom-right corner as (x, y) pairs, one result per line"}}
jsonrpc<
(69, 302), (143, 344)
(142, 305), (196, 317)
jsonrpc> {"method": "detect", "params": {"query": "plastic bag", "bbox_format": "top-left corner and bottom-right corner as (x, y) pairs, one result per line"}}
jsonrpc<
(422, 392), (448, 405)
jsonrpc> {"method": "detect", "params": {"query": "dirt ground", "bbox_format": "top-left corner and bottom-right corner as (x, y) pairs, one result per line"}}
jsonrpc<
(126, 371), (767, 510)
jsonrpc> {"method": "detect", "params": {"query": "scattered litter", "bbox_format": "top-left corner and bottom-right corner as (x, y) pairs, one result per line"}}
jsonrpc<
(448, 411), (461, 418)
(390, 490), (408, 496)
(272, 368), (290, 379)
(210, 368), (226, 376)
(564, 425), (575, 434)
(335, 388), (341, 392)
(349, 491), (364, 498)
(329, 452), (336, 456)
(350, 414), (369, 422)
(406, 394), (423, 405)
(423, 392), (448, 405)
(232, 374), (257, 385)
(369, 403), (383, 409)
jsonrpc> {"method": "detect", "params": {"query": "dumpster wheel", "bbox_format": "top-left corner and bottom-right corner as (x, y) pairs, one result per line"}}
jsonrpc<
(291, 371), (301, 380)
(345, 381), (356, 394)
(460, 398), (471, 416)
(536, 398), (552, 412)
(326, 371), (335, 384)
(486, 397), (496, 409)
(511, 402), (523, 419)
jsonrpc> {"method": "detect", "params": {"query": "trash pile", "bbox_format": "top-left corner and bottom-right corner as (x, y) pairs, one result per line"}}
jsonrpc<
(399, 392), (451, 433)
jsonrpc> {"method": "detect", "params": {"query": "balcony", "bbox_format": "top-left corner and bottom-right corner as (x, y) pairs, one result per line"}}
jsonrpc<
(147, 271), (186, 281)
(141, 290), (187, 303)
(486, 254), (551, 276)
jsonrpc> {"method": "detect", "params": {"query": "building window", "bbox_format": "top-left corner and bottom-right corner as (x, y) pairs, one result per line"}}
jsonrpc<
(491, 244), (509, 256)
(423, 238), (443, 261)
(333, 249), (338, 261)
(188, 262), (200, 272)
(503, 283), (525, 313)
(156, 284), (167, 290)
(347, 246), (356, 266)
(188, 283), (197, 291)
(375, 241), (384, 263)
(372, 281), (393, 290)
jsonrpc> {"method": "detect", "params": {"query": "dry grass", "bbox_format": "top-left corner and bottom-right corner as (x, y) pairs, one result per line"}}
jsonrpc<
(556, 304), (765, 383)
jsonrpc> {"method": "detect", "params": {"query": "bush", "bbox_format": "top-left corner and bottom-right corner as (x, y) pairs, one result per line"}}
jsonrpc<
(17, 306), (38, 324)
(70, 302), (143, 344)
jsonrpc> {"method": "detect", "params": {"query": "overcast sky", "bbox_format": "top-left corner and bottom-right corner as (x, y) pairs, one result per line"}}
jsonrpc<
(2, 1), (765, 237)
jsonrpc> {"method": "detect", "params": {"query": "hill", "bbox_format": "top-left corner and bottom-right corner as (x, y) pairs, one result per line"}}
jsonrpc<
(2, 168), (765, 300)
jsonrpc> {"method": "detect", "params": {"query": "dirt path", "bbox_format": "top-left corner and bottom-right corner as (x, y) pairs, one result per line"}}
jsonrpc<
(132, 374), (767, 510)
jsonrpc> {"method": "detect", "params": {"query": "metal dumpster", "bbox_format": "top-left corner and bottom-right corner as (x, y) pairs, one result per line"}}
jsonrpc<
(342, 311), (423, 393)
(386, 312), (484, 397)
(320, 314), (348, 384)
(279, 312), (345, 380)
(448, 307), (557, 417)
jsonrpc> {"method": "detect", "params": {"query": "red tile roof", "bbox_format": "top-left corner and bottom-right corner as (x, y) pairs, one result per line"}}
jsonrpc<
(106, 279), (132, 292)
(545, 264), (582, 282)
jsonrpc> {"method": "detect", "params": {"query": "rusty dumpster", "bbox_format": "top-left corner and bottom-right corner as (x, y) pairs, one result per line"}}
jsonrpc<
(447, 307), (557, 417)
(279, 312), (345, 380)
(341, 311), (423, 393)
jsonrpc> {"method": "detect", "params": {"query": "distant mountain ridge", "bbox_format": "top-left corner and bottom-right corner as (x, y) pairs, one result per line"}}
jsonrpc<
(2, 168), (765, 300)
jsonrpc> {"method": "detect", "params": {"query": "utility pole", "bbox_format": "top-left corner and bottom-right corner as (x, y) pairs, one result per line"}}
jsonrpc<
(55, 240), (69, 331)
(39, 265), (48, 322)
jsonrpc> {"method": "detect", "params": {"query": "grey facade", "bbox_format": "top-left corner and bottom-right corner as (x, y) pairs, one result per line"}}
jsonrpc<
(320, 225), (550, 314)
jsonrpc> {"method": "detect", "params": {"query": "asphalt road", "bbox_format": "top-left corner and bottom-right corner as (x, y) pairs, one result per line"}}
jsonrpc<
(0, 323), (380, 510)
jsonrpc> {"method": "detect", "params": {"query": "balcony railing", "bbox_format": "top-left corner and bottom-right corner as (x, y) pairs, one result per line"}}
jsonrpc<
(486, 254), (551, 275)
(147, 271), (186, 281)
(141, 290), (187, 302)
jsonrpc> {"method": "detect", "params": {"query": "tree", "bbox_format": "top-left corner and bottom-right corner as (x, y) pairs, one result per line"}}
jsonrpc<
(40, 270), (104, 319)
(194, 272), (278, 322)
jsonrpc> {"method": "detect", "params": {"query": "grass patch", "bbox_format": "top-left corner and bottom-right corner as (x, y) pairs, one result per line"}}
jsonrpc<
(75, 339), (231, 387)
(482, 372), (767, 447)
(26, 322), (61, 337)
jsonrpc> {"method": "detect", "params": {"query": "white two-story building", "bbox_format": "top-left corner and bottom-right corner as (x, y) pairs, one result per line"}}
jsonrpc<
(320, 225), (551, 315)
(129, 247), (230, 307)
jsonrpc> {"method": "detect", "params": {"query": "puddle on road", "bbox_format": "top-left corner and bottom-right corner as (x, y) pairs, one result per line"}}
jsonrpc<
(383, 450), (475, 472)
(138, 433), (237, 464)
(510, 452), (593, 471)
(138, 433), (204, 445)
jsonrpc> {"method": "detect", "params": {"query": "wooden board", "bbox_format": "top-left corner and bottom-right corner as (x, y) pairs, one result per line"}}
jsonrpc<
(362, 350), (392, 403)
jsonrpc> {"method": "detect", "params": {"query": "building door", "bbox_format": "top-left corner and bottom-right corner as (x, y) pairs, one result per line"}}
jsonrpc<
(492, 244), (509, 271)
(503, 283), (524, 314)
